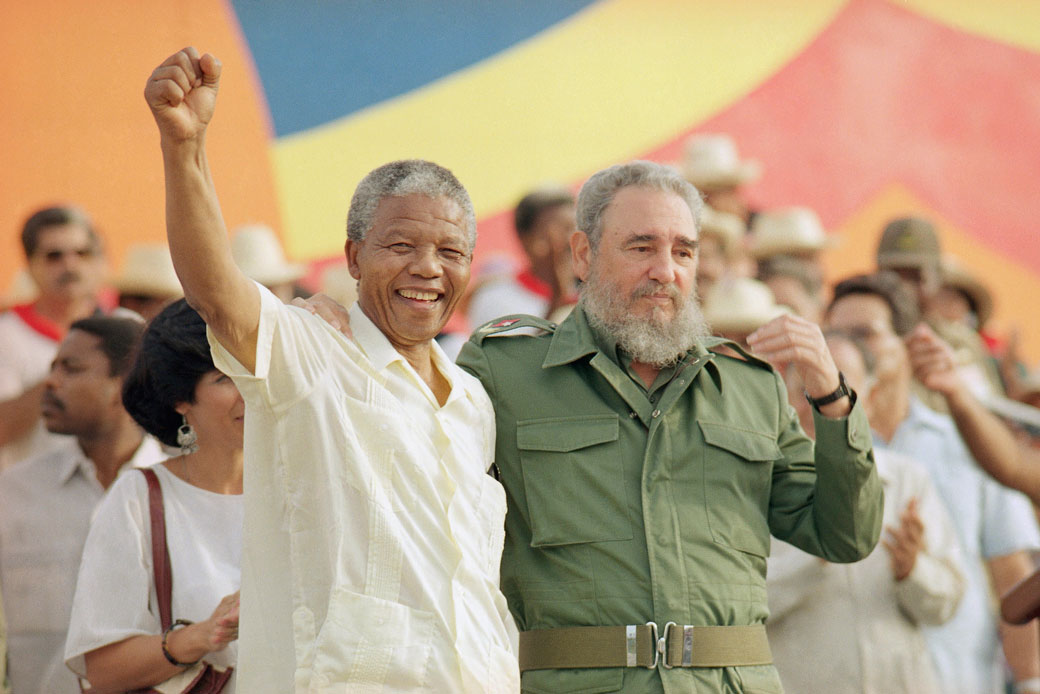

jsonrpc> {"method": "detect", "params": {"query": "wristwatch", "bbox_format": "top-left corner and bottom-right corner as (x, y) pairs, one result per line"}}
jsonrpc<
(804, 371), (852, 409)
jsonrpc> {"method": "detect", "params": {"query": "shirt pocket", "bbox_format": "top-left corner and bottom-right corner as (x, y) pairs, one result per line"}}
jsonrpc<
(306, 588), (435, 690)
(698, 420), (780, 558)
(517, 415), (632, 547)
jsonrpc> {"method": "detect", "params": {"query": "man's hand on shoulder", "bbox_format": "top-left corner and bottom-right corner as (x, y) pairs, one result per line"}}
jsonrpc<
(293, 294), (354, 339)
(144, 47), (222, 144)
(747, 314), (851, 418)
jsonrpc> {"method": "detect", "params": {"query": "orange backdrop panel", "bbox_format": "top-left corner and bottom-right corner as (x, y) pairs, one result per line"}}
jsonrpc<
(0, 0), (280, 289)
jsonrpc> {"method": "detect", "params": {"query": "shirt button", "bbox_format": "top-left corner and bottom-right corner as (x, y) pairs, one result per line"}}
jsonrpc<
(652, 409), (661, 418)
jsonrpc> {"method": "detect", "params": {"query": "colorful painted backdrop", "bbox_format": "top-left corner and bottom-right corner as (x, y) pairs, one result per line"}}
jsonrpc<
(2, 0), (1039, 354)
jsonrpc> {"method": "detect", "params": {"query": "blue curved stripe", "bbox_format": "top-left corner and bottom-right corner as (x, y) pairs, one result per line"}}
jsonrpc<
(230, 0), (598, 137)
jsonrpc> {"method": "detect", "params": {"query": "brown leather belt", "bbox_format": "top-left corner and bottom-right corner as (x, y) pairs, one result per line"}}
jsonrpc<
(519, 622), (772, 672)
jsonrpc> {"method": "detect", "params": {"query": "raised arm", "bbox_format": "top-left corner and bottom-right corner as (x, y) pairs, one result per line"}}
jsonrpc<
(907, 323), (1040, 504)
(144, 47), (259, 371)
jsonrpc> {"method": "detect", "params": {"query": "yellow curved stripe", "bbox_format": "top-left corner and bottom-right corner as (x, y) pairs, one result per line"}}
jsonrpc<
(899, 0), (1040, 54)
(273, 0), (849, 260)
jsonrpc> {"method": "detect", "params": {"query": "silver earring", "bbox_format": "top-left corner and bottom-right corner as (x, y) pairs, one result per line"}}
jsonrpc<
(177, 415), (198, 455)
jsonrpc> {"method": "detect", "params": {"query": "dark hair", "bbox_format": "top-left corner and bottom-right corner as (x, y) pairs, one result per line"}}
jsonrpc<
(121, 299), (216, 447)
(828, 271), (920, 337)
(513, 187), (575, 238)
(21, 205), (100, 257)
(68, 316), (146, 377)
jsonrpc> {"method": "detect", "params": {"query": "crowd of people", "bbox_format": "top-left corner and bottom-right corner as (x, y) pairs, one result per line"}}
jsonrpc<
(1, 46), (1040, 694)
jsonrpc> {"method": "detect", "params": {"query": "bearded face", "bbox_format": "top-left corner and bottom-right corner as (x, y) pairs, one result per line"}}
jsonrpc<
(581, 257), (709, 368)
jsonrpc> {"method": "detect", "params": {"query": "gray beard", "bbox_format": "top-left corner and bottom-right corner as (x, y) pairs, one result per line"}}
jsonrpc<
(581, 263), (710, 368)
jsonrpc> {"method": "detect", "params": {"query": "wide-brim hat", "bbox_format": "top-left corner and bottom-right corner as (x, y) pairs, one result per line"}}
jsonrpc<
(940, 255), (994, 328)
(319, 263), (359, 308)
(678, 134), (761, 191)
(700, 206), (746, 258)
(231, 224), (306, 286)
(749, 206), (835, 259)
(877, 216), (941, 270)
(113, 244), (183, 298)
(704, 277), (790, 334)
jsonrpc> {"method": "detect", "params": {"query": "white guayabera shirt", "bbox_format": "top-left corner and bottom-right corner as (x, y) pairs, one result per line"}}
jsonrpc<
(211, 285), (519, 693)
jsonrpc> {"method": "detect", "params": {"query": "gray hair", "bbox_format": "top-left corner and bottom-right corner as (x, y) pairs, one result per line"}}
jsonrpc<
(576, 160), (703, 250)
(346, 160), (477, 250)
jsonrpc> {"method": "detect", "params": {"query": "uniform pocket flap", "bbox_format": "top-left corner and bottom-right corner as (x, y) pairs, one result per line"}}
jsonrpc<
(517, 415), (619, 452)
(698, 421), (780, 461)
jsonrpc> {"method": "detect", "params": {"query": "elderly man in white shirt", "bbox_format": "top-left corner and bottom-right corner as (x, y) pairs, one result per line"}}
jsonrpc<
(144, 48), (519, 692)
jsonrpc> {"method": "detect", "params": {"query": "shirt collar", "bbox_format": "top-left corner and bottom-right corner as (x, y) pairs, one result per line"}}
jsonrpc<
(348, 302), (464, 405)
(903, 394), (948, 432)
(56, 435), (161, 487)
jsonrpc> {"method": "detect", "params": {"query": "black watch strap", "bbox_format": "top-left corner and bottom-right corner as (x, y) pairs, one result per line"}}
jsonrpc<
(805, 371), (852, 409)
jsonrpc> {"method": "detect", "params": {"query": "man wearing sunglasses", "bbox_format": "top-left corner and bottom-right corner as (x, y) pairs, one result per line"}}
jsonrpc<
(0, 206), (107, 470)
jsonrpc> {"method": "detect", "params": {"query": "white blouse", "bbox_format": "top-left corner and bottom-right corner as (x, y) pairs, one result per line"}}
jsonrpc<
(64, 463), (243, 690)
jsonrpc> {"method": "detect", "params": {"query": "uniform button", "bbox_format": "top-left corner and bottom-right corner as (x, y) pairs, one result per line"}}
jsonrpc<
(629, 411), (638, 419)
(652, 409), (661, 418)
(678, 379), (686, 386)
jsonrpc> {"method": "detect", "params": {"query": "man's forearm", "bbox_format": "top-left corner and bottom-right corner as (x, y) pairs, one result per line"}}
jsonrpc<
(990, 552), (1040, 685)
(946, 386), (1040, 504)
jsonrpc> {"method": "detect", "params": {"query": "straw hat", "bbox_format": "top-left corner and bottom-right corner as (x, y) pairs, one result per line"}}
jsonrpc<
(679, 134), (761, 190)
(940, 255), (993, 328)
(113, 243), (183, 298)
(4, 269), (39, 306)
(700, 206), (746, 257)
(319, 263), (359, 308)
(231, 224), (306, 286)
(703, 277), (790, 334)
(749, 207), (833, 259)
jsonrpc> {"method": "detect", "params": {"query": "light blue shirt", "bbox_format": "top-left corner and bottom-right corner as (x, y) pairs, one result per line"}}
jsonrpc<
(880, 397), (1040, 694)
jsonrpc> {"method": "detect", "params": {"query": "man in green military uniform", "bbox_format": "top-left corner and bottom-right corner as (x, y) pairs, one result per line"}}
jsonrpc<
(457, 161), (883, 693)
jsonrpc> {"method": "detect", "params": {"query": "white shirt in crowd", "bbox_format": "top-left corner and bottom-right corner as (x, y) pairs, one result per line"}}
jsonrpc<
(65, 464), (243, 690)
(209, 285), (519, 693)
(0, 435), (163, 694)
(766, 447), (966, 694)
(0, 308), (66, 471)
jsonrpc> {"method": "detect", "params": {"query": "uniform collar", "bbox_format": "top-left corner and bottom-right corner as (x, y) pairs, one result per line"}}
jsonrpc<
(542, 304), (722, 381)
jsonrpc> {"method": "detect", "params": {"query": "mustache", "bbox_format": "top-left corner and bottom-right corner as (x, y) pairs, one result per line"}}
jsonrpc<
(56, 271), (82, 286)
(631, 281), (681, 301)
(41, 392), (65, 411)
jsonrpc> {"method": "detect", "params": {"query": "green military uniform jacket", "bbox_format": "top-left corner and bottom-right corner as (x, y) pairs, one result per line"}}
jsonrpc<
(457, 307), (883, 694)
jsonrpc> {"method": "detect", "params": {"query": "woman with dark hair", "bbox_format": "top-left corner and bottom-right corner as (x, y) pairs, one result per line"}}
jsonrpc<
(64, 299), (243, 693)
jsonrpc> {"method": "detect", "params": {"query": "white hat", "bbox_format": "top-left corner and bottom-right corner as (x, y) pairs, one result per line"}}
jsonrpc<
(699, 206), (746, 257)
(679, 134), (761, 190)
(231, 225), (306, 286)
(113, 243), (183, 298)
(749, 206), (833, 259)
(319, 263), (359, 308)
(704, 277), (789, 334)
(4, 268), (39, 306)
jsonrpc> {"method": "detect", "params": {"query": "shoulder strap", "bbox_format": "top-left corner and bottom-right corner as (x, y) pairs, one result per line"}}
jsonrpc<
(139, 468), (173, 631)
(471, 314), (557, 345)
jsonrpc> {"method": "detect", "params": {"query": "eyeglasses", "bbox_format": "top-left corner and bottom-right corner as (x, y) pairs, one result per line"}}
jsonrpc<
(35, 247), (99, 263)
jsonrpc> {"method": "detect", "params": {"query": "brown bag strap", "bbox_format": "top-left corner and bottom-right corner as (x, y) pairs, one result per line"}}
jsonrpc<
(140, 468), (173, 631)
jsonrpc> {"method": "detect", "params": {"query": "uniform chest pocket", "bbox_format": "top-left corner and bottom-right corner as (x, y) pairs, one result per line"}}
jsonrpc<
(699, 421), (780, 558)
(517, 415), (632, 547)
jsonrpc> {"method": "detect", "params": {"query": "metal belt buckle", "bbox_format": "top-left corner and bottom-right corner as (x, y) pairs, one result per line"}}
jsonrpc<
(645, 621), (660, 669)
(659, 621), (677, 669)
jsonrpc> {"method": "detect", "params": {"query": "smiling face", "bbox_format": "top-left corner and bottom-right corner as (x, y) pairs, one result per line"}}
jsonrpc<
(346, 194), (471, 351)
